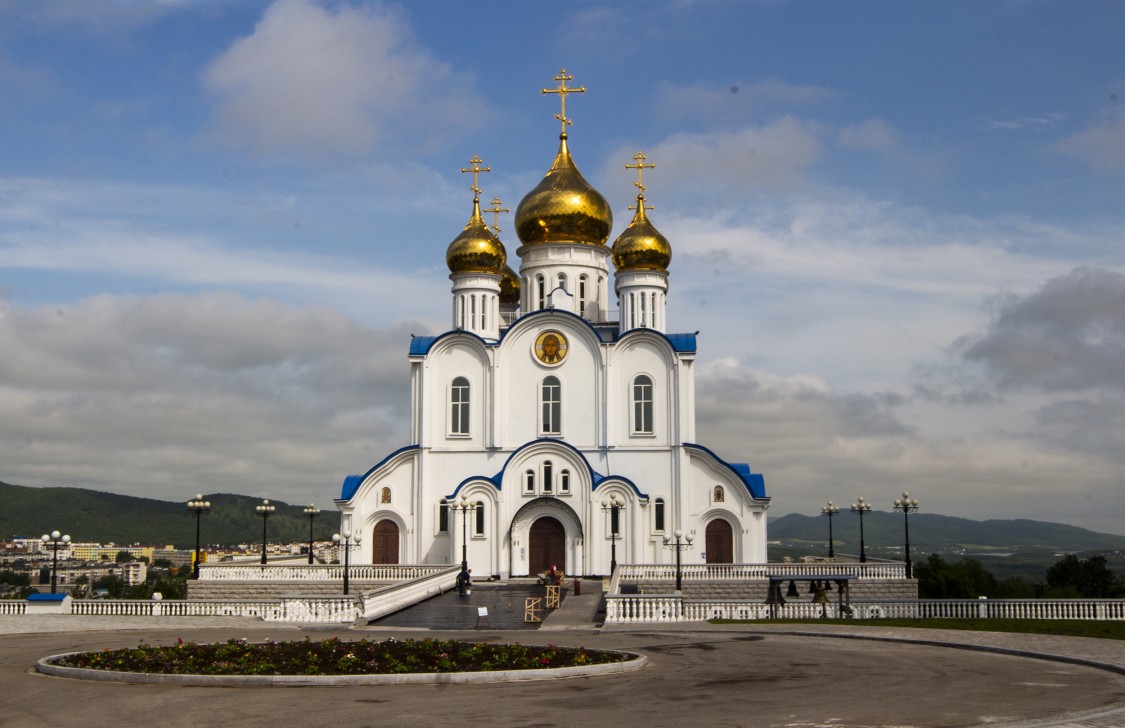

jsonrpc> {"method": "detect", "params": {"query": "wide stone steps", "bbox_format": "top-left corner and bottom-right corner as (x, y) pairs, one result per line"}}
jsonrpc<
(367, 582), (557, 631)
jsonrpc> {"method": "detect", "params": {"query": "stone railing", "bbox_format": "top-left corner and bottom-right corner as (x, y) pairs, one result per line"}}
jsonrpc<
(197, 564), (449, 582)
(604, 596), (1125, 623)
(0, 601), (28, 615)
(617, 562), (907, 582)
(358, 565), (460, 621)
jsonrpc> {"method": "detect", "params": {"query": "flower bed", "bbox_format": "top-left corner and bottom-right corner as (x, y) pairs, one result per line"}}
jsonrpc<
(50, 637), (630, 676)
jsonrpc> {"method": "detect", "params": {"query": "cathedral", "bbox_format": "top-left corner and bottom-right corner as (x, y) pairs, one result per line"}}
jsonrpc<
(336, 71), (770, 578)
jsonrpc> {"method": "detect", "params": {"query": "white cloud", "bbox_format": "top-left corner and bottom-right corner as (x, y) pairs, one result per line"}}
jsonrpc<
(836, 118), (902, 154)
(654, 78), (836, 124)
(1054, 109), (1125, 172)
(203, 0), (491, 159)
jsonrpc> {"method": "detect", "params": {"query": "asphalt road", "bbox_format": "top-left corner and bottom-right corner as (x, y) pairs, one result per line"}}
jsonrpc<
(5, 625), (1124, 728)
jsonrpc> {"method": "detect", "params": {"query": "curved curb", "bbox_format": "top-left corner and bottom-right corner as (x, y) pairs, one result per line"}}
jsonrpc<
(36, 650), (648, 686)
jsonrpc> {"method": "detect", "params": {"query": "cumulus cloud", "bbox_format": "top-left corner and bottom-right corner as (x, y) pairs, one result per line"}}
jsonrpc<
(0, 292), (412, 502)
(836, 119), (902, 154)
(957, 266), (1125, 392)
(203, 0), (490, 159)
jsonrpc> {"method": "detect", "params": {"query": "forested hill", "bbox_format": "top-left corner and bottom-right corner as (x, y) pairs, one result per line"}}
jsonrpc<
(0, 481), (339, 549)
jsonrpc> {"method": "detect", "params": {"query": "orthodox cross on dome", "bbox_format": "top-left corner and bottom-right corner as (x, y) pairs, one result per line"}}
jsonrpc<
(541, 68), (586, 135)
(626, 151), (655, 212)
(484, 197), (509, 234)
(460, 154), (491, 201)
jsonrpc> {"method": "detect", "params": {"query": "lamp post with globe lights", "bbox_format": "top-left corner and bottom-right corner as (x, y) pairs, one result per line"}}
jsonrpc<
(662, 529), (694, 592)
(186, 494), (211, 579)
(303, 504), (320, 565)
(601, 493), (624, 574)
(850, 497), (873, 563)
(893, 491), (920, 578)
(255, 499), (276, 565)
(451, 496), (476, 572)
(821, 500), (839, 558)
(332, 530), (363, 595)
(40, 531), (70, 594)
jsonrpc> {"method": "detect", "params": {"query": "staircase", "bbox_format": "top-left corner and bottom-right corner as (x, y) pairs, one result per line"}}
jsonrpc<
(367, 581), (586, 631)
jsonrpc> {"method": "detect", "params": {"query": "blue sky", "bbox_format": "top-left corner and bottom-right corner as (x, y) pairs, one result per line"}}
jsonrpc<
(2, 0), (1124, 536)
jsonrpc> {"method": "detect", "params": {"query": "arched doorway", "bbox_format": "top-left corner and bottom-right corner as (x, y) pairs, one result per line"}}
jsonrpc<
(372, 520), (400, 564)
(705, 519), (734, 564)
(529, 517), (566, 574)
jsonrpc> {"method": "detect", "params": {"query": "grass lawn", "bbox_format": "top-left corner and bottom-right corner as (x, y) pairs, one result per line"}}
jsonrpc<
(708, 617), (1125, 640)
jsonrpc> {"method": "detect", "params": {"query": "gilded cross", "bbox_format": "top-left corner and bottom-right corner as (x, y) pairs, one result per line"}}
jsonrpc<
(541, 68), (586, 135)
(625, 151), (655, 193)
(484, 197), (509, 234)
(460, 155), (491, 200)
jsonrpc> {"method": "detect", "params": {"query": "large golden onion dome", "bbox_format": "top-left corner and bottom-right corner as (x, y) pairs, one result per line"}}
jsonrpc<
(499, 264), (520, 304)
(515, 134), (613, 247)
(446, 198), (507, 275)
(612, 194), (672, 272)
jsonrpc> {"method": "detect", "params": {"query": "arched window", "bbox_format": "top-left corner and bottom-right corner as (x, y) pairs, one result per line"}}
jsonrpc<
(639, 292), (647, 327)
(458, 295), (466, 329)
(578, 275), (588, 317)
(439, 499), (449, 533)
(541, 376), (561, 434)
(524, 469), (535, 494)
(559, 469), (571, 494)
(654, 497), (665, 532)
(713, 485), (725, 503)
(450, 377), (470, 435)
(470, 294), (477, 329)
(543, 460), (553, 493)
(632, 374), (653, 434)
(557, 273), (567, 292)
(474, 501), (485, 536)
(536, 274), (546, 309)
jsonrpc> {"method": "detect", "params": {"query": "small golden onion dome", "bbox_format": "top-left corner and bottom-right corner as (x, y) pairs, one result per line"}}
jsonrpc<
(612, 195), (672, 272)
(515, 134), (613, 247)
(499, 264), (520, 304)
(447, 198), (507, 275)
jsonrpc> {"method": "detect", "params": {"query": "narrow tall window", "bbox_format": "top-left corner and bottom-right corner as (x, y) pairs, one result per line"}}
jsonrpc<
(654, 497), (665, 532)
(470, 295), (477, 329)
(543, 460), (553, 493)
(557, 273), (567, 292)
(578, 276), (588, 317)
(439, 500), (449, 533)
(610, 503), (620, 536)
(474, 502), (485, 535)
(633, 374), (653, 434)
(524, 470), (535, 494)
(450, 376), (470, 435)
(559, 469), (570, 494)
(458, 296), (466, 329)
(639, 292), (647, 327)
(536, 274), (546, 309)
(541, 376), (561, 434)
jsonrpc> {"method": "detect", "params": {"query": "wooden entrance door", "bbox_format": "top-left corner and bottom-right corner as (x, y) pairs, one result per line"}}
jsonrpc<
(529, 517), (566, 574)
(705, 519), (734, 564)
(371, 520), (399, 564)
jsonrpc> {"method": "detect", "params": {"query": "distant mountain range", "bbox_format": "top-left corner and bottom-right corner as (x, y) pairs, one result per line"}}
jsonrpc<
(0, 481), (339, 549)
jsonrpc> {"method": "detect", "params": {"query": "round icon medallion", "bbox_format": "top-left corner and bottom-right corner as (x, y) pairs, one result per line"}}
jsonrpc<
(533, 330), (568, 366)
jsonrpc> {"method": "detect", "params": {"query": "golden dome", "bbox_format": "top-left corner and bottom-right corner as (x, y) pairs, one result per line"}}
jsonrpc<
(499, 264), (520, 304)
(515, 134), (613, 247)
(446, 198), (507, 275)
(612, 194), (672, 272)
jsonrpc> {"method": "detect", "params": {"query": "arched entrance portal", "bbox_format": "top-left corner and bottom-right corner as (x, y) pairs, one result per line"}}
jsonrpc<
(372, 520), (400, 564)
(529, 517), (566, 574)
(705, 519), (734, 564)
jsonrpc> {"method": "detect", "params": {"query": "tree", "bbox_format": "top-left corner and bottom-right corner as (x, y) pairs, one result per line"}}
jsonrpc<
(1045, 555), (1124, 598)
(916, 554), (1000, 599)
(115, 550), (134, 564)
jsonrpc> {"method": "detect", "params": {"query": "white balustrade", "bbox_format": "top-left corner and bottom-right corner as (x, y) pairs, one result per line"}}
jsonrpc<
(0, 601), (28, 615)
(617, 562), (907, 582)
(197, 563), (450, 582)
(359, 566), (460, 621)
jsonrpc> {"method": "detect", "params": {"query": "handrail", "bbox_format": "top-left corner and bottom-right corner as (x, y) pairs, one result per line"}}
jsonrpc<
(615, 562), (908, 582)
(358, 566), (461, 621)
(197, 564), (450, 581)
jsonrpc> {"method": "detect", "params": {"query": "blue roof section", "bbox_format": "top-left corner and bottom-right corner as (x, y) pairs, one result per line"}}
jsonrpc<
(407, 309), (698, 356)
(339, 444), (420, 501)
(684, 443), (770, 500)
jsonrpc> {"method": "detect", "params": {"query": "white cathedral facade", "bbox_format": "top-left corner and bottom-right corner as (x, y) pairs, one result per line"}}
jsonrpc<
(336, 72), (770, 578)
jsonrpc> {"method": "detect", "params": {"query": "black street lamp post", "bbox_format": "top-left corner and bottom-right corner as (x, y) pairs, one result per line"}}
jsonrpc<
(186, 494), (211, 579)
(303, 504), (320, 565)
(601, 493), (624, 574)
(893, 491), (920, 578)
(821, 500), (839, 558)
(850, 496), (872, 563)
(40, 531), (70, 594)
(332, 530), (363, 595)
(451, 496), (475, 572)
(662, 529), (694, 592)
(255, 499), (276, 565)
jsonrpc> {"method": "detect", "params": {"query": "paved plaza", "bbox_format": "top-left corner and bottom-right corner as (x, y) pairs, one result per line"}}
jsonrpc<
(1, 616), (1123, 728)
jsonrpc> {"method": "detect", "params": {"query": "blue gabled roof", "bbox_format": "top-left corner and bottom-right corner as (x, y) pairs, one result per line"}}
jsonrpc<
(409, 336), (438, 356)
(664, 333), (697, 353)
(339, 444), (420, 500)
(684, 443), (769, 500)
